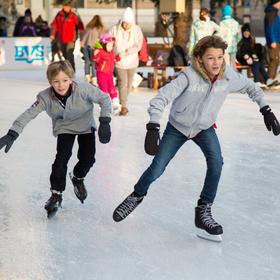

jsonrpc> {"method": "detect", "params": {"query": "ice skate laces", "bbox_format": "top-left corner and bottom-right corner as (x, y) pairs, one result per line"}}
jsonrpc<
(200, 204), (220, 229)
(117, 194), (143, 218)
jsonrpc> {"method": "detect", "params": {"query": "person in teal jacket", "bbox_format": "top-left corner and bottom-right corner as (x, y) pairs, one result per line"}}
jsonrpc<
(113, 36), (280, 242)
(219, 5), (241, 67)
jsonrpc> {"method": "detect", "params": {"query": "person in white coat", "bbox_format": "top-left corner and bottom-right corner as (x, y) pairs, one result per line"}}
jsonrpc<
(109, 7), (143, 116)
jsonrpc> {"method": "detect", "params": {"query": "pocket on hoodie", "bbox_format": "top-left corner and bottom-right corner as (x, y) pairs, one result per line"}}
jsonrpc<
(173, 106), (194, 124)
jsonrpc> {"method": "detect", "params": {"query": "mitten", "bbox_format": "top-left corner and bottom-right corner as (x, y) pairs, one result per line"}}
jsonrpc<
(98, 117), (111, 143)
(0, 130), (19, 153)
(260, 106), (280, 136)
(144, 123), (160, 155)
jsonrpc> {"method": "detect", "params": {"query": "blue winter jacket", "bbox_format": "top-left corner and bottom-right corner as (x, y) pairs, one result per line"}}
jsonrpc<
(264, 5), (280, 45)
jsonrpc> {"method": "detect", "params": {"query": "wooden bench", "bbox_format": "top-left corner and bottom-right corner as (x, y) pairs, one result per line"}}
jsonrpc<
(141, 65), (187, 90)
(141, 64), (268, 90)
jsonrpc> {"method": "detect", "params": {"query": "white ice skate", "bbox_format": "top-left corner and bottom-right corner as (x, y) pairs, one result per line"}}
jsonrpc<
(112, 98), (121, 115)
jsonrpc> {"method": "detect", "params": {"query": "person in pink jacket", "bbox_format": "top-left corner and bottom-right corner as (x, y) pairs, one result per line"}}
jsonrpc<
(92, 33), (121, 114)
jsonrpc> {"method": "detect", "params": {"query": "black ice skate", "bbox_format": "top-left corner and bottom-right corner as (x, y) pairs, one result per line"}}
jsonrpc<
(69, 172), (87, 203)
(44, 192), (62, 218)
(113, 192), (145, 222)
(195, 199), (223, 242)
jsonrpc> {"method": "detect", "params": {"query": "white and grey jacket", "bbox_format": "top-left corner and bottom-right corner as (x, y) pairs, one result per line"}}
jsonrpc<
(148, 59), (268, 138)
(10, 81), (112, 137)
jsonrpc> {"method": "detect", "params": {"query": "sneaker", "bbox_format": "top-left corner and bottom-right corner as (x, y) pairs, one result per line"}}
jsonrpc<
(195, 199), (223, 242)
(85, 74), (92, 83)
(113, 192), (145, 222)
(255, 82), (267, 89)
(91, 77), (98, 87)
(112, 98), (121, 115)
(266, 78), (279, 87)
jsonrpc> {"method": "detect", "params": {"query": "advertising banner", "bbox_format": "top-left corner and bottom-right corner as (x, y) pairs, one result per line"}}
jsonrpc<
(0, 37), (52, 70)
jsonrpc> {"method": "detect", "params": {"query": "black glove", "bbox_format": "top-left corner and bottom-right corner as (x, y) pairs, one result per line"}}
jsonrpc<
(144, 123), (160, 156)
(98, 117), (111, 144)
(0, 130), (19, 153)
(260, 105), (280, 136)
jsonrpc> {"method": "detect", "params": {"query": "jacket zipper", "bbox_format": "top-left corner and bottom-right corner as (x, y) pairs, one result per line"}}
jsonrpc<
(189, 81), (213, 137)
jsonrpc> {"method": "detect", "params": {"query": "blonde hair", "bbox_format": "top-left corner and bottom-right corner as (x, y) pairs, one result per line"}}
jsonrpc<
(46, 60), (74, 81)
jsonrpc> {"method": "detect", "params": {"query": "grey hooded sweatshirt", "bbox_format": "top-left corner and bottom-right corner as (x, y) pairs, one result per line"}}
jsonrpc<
(148, 59), (268, 138)
(10, 81), (112, 137)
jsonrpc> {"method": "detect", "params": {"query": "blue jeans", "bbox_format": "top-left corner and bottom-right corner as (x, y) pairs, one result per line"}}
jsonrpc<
(82, 46), (96, 76)
(251, 62), (269, 83)
(134, 123), (224, 203)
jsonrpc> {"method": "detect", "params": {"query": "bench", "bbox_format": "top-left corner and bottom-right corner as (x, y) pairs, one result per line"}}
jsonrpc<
(140, 65), (187, 90)
(139, 64), (269, 90)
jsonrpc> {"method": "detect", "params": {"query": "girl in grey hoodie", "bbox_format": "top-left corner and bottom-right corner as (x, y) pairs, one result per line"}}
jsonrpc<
(113, 36), (280, 242)
(0, 60), (112, 218)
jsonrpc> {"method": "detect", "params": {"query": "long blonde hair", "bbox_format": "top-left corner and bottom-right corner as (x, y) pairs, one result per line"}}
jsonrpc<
(86, 15), (104, 31)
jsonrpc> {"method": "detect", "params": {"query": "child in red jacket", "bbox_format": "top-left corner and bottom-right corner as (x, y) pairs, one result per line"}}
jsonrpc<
(92, 33), (121, 114)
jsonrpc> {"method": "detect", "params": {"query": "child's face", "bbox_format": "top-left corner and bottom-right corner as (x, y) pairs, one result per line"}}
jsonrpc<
(50, 71), (72, 96)
(106, 41), (114, 52)
(199, 48), (224, 79)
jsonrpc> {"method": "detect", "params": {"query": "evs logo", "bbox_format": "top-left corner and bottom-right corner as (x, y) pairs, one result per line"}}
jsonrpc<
(15, 45), (44, 64)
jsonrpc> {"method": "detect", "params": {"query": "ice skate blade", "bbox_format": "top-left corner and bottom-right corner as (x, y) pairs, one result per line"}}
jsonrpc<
(196, 228), (222, 242)
(74, 187), (85, 204)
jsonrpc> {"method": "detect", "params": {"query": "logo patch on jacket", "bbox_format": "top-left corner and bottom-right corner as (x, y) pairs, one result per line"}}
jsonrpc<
(31, 100), (40, 108)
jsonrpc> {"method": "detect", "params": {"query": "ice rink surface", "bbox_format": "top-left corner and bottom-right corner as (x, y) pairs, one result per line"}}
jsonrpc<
(0, 69), (280, 280)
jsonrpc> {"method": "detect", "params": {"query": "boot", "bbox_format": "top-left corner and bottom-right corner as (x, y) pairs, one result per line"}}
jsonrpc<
(69, 172), (87, 203)
(44, 192), (62, 218)
(119, 106), (129, 116)
(195, 199), (223, 242)
(113, 191), (145, 222)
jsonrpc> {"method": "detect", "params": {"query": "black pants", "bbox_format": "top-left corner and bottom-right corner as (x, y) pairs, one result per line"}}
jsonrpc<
(61, 41), (75, 72)
(50, 132), (96, 192)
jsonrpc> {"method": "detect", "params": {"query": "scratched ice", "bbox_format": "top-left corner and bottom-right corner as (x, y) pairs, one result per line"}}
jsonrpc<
(0, 69), (279, 280)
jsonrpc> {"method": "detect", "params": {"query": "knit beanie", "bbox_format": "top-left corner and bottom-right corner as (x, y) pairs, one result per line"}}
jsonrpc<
(222, 5), (233, 18)
(121, 7), (135, 23)
(241, 23), (251, 33)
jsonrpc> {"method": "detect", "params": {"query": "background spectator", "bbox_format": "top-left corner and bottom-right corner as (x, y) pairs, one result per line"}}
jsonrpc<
(264, 0), (280, 79)
(50, 1), (84, 71)
(80, 15), (104, 84)
(188, 8), (220, 56)
(237, 23), (276, 88)
(109, 7), (143, 116)
(13, 8), (32, 37)
(219, 5), (241, 67)
(18, 14), (37, 37)
(0, 16), (8, 37)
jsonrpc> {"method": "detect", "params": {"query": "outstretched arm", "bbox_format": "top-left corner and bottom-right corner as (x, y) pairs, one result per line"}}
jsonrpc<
(226, 66), (280, 135)
(0, 95), (46, 153)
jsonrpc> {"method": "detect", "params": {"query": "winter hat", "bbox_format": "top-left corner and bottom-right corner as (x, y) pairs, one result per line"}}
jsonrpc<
(222, 5), (233, 18)
(24, 9), (32, 16)
(241, 23), (251, 33)
(121, 7), (135, 23)
(270, 0), (280, 5)
(99, 33), (115, 44)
